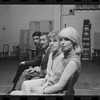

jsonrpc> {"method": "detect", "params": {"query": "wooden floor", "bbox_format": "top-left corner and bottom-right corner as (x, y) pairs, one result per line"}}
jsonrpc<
(0, 58), (100, 95)
(75, 60), (100, 95)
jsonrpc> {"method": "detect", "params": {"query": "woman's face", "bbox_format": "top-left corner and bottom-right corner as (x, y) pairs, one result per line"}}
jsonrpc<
(49, 38), (60, 52)
(60, 37), (73, 53)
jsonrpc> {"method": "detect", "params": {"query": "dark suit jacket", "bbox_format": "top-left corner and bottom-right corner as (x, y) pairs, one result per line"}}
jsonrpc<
(25, 49), (44, 67)
(35, 44), (42, 58)
(25, 45), (49, 68)
(31, 44), (42, 59)
(25, 45), (50, 78)
(39, 47), (51, 78)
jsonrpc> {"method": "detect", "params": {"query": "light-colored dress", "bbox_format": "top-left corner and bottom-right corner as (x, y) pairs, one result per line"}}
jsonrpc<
(44, 51), (81, 91)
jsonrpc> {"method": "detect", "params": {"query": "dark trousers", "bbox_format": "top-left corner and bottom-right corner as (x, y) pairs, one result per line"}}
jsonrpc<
(12, 64), (30, 84)
(14, 74), (27, 90)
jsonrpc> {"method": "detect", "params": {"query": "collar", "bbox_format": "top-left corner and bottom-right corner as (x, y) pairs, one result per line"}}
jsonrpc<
(52, 48), (62, 60)
(36, 43), (41, 48)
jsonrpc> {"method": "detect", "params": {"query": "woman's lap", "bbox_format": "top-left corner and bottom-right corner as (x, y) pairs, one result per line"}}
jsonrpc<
(10, 78), (44, 95)
(21, 78), (44, 94)
(22, 78), (44, 87)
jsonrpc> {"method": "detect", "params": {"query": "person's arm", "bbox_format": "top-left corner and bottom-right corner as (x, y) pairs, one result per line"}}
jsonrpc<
(43, 61), (77, 94)
(29, 66), (40, 73)
(44, 74), (49, 81)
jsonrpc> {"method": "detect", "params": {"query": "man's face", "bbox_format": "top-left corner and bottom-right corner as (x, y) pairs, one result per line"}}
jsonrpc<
(32, 36), (40, 46)
(40, 35), (48, 49)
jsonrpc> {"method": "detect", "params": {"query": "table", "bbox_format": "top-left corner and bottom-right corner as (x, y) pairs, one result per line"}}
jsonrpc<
(93, 48), (100, 65)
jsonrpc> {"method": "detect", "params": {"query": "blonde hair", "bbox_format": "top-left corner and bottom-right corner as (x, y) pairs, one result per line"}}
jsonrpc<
(59, 27), (83, 55)
(48, 31), (60, 41)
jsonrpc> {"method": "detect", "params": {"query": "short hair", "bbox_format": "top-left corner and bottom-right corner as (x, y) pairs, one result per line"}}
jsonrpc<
(40, 32), (48, 36)
(32, 31), (41, 37)
(40, 32), (49, 40)
(48, 31), (60, 41)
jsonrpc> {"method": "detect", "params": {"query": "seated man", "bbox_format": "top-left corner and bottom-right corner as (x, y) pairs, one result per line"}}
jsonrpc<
(8, 32), (50, 93)
(31, 31), (42, 59)
(12, 31), (42, 85)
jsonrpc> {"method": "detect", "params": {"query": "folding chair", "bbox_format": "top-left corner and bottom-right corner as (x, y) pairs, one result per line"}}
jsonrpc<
(1, 44), (9, 58)
(11, 46), (20, 59)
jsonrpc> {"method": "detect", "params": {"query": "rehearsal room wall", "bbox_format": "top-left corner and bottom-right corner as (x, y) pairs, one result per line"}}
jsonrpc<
(0, 5), (60, 54)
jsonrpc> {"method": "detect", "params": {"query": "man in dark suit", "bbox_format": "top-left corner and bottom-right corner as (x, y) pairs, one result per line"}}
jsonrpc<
(6, 32), (41, 94)
(12, 31), (42, 85)
(8, 32), (50, 93)
(31, 31), (42, 59)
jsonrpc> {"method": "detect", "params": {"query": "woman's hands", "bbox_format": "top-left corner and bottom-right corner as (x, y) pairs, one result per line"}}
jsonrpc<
(23, 66), (40, 74)
(24, 66), (33, 73)
(30, 79), (48, 94)
(33, 66), (40, 73)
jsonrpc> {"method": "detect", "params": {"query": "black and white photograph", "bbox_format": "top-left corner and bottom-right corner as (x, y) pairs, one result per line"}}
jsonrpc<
(0, 5), (100, 96)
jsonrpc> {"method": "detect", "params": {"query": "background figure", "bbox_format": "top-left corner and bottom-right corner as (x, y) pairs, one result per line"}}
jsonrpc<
(31, 31), (42, 59)
(11, 32), (50, 91)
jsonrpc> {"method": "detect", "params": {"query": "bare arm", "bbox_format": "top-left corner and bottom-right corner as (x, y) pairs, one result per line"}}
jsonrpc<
(43, 61), (77, 94)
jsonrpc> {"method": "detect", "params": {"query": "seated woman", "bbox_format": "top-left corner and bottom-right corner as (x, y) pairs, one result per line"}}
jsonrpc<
(10, 27), (83, 95)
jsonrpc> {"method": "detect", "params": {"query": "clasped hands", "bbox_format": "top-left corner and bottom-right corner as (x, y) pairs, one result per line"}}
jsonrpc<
(23, 66), (41, 74)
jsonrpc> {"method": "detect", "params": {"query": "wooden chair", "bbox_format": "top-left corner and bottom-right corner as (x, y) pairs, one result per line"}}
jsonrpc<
(48, 71), (79, 96)
(64, 71), (79, 95)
